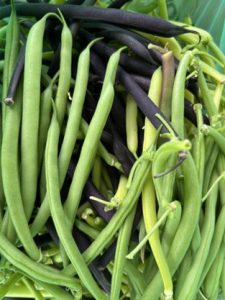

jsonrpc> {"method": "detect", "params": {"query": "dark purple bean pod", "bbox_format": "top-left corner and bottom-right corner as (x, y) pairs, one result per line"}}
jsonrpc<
(118, 66), (178, 135)
(98, 30), (157, 65)
(131, 73), (151, 92)
(80, 30), (156, 77)
(0, 4), (197, 37)
(106, 117), (135, 176)
(4, 44), (25, 105)
(82, 21), (151, 45)
(90, 50), (106, 79)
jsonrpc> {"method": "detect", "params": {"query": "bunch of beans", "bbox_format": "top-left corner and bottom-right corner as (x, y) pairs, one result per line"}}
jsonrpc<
(0, 1), (225, 299)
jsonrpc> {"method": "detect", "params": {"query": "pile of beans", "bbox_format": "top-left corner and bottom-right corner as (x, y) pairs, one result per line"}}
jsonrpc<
(0, 1), (225, 299)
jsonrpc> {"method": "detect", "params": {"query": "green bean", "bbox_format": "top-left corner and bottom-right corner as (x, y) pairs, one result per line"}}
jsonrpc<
(35, 280), (75, 300)
(198, 69), (218, 119)
(176, 172), (218, 300)
(78, 152), (152, 267)
(0, 60), (4, 71)
(45, 106), (107, 300)
(141, 153), (201, 300)
(0, 232), (81, 290)
(142, 177), (173, 299)
(203, 243), (224, 299)
(220, 260), (225, 299)
(198, 59), (225, 83)
(80, 118), (123, 171)
(199, 204), (225, 284)
(0, 272), (22, 298)
(1, 83), (40, 259)
(0, 211), (16, 242)
(217, 154), (225, 205)
(111, 175), (127, 206)
(30, 39), (105, 236)
(192, 104), (205, 193)
(213, 82), (224, 110)
(75, 219), (100, 240)
(38, 72), (59, 171)
(124, 261), (145, 298)
(161, 201), (182, 255)
(22, 277), (44, 300)
(0, 112), (3, 224)
(0, 6), (19, 234)
(175, 248), (193, 295)
(208, 40), (225, 73)
(152, 139), (191, 208)
(110, 205), (136, 300)
(92, 156), (102, 189)
(102, 165), (113, 191)
(0, 25), (7, 47)
(21, 12), (59, 221)
(63, 47), (125, 228)
(51, 15), (73, 129)
(158, 0), (168, 19)
(201, 125), (225, 156)
(202, 139), (219, 195)
(171, 50), (193, 138)
(142, 66), (173, 299)
(191, 225), (201, 253)
(126, 94), (138, 157)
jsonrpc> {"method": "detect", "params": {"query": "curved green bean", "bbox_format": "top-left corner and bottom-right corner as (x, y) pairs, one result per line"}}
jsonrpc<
(45, 105), (107, 300)
(141, 153), (201, 300)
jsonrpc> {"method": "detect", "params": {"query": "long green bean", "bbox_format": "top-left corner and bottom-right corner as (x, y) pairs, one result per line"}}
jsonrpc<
(45, 105), (107, 300)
